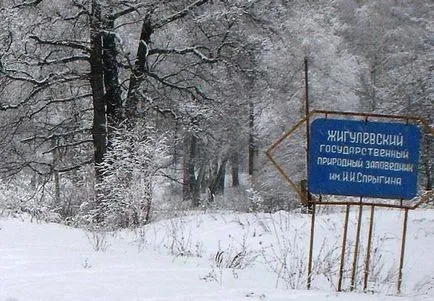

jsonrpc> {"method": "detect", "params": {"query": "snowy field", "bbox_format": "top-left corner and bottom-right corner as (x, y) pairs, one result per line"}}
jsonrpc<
(1, 208), (434, 301)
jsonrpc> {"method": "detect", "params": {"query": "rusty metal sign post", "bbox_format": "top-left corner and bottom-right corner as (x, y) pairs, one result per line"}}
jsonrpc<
(266, 110), (434, 294)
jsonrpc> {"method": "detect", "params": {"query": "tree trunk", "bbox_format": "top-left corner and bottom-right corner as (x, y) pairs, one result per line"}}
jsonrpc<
(126, 15), (153, 123)
(89, 0), (106, 176)
(183, 134), (200, 206)
(231, 151), (240, 187)
(208, 158), (227, 202)
(248, 100), (255, 177)
(89, 1), (107, 224)
(52, 139), (61, 206)
(103, 15), (122, 137)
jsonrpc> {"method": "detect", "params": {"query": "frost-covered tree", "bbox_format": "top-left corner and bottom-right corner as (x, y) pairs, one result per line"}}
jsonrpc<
(0, 0), (248, 218)
(89, 123), (168, 229)
(334, 0), (433, 191)
(334, 0), (432, 115)
(1, 0), (430, 218)
(244, 1), (363, 210)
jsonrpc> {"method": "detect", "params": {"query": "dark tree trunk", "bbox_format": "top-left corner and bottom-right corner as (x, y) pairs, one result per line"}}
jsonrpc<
(182, 137), (190, 202)
(52, 139), (61, 206)
(183, 134), (200, 206)
(231, 151), (240, 187)
(89, 0), (106, 223)
(248, 100), (255, 177)
(126, 15), (153, 123)
(103, 16), (122, 136)
(208, 158), (227, 202)
(89, 1), (106, 175)
(189, 136), (200, 207)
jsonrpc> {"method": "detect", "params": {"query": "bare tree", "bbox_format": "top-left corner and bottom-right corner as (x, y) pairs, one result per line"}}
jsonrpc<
(0, 0), (249, 219)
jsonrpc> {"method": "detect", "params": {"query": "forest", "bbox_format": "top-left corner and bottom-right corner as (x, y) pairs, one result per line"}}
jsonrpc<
(0, 0), (432, 229)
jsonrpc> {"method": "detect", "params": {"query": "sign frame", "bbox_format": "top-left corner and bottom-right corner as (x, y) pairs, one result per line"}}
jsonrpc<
(265, 110), (434, 209)
(266, 109), (433, 294)
(308, 118), (421, 200)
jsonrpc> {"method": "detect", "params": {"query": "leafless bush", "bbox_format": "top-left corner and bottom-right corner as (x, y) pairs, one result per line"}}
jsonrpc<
(85, 230), (110, 252)
(260, 211), (398, 291)
(165, 216), (203, 258)
(414, 276), (434, 297)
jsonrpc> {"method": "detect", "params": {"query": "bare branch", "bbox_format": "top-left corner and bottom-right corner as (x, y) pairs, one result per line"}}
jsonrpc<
(0, 158), (93, 177)
(110, 2), (153, 20)
(29, 35), (91, 53)
(13, 0), (43, 9)
(24, 94), (92, 119)
(35, 54), (89, 66)
(43, 140), (94, 154)
(55, 159), (94, 173)
(149, 46), (218, 63)
(60, 10), (90, 22)
(21, 128), (93, 144)
(147, 71), (213, 102)
(154, 0), (210, 30)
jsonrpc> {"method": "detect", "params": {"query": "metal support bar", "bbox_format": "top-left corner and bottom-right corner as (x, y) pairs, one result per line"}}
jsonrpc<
(398, 208), (409, 294)
(351, 200), (364, 291)
(338, 205), (350, 292)
(363, 205), (375, 291)
(307, 203), (316, 289)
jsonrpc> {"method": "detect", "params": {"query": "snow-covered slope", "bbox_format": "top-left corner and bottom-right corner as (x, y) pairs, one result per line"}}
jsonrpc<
(1, 209), (433, 301)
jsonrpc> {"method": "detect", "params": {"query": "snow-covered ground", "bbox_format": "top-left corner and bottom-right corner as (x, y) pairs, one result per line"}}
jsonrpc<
(1, 208), (433, 301)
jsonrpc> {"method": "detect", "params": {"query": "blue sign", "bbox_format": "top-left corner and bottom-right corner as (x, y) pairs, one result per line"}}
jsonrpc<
(308, 118), (420, 199)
